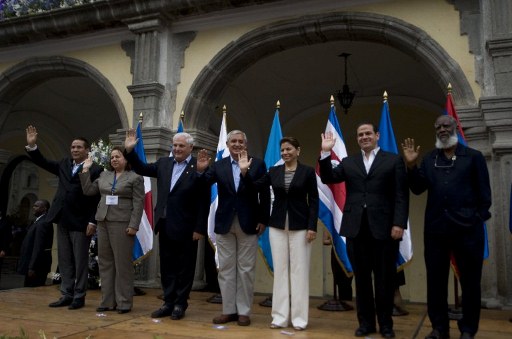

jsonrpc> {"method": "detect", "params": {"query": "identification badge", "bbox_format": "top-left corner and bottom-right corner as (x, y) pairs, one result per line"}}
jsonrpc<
(106, 195), (118, 205)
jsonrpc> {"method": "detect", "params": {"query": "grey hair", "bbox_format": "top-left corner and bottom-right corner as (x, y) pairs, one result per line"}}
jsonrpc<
(227, 130), (247, 143)
(173, 132), (194, 145)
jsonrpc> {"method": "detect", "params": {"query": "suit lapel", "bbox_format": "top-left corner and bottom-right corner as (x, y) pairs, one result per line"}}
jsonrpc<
(367, 151), (385, 176)
(221, 157), (237, 193)
(170, 157), (196, 193)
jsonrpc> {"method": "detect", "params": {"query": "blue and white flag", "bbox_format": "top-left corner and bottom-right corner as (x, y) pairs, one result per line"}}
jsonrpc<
(377, 94), (413, 269)
(207, 113), (229, 260)
(177, 116), (184, 133)
(260, 108), (284, 273)
(133, 123), (154, 263)
(315, 101), (352, 275)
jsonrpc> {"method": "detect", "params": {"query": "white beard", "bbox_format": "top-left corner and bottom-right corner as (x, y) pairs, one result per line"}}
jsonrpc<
(435, 134), (458, 149)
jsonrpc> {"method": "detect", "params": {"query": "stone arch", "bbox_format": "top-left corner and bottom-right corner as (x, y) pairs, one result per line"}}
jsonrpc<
(184, 11), (475, 132)
(0, 56), (128, 128)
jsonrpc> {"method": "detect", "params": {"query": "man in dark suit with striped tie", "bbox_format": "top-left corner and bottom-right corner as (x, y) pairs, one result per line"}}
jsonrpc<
(25, 126), (102, 309)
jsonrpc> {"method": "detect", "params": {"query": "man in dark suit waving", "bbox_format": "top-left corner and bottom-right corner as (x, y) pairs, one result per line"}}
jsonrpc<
(197, 130), (270, 327)
(25, 125), (102, 309)
(318, 123), (409, 338)
(124, 130), (210, 320)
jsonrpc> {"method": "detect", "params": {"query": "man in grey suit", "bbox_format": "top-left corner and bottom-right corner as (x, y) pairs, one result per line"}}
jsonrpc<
(318, 123), (409, 338)
(25, 126), (102, 310)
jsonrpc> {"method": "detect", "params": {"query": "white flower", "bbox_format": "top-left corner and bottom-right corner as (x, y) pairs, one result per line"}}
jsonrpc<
(89, 138), (112, 169)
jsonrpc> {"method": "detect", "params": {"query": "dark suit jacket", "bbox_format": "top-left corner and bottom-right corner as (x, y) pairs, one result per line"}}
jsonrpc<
(17, 214), (53, 275)
(407, 143), (491, 233)
(246, 163), (319, 231)
(202, 156), (270, 235)
(26, 148), (102, 231)
(0, 215), (12, 254)
(125, 151), (210, 240)
(319, 150), (409, 240)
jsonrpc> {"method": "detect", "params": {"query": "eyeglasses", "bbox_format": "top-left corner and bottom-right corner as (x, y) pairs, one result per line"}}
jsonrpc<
(434, 155), (456, 168)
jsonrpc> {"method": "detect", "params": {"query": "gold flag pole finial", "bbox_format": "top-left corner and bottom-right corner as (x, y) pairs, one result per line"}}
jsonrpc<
(276, 100), (280, 109)
(222, 105), (227, 115)
(180, 111), (185, 119)
(330, 95), (335, 106)
(447, 83), (452, 94)
(138, 112), (143, 124)
(383, 91), (388, 102)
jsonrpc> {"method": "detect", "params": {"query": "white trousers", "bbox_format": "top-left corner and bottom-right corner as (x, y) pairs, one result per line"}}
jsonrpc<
(216, 216), (258, 316)
(270, 226), (311, 328)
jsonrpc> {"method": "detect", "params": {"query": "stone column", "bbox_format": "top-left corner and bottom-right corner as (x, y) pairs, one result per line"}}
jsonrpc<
(126, 17), (166, 127)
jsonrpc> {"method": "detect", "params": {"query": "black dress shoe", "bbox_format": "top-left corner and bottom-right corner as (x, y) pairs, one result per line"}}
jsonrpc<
(68, 298), (85, 310)
(151, 305), (173, 318)
(171, 305), (186, 320)
(425, 329), (450, 339)
(49, 297), (73, 308)
(117, 309), (131, 314)
(96, 306), (114, 312)
(460, 333), (473, 339)
(380, 327), (396, 338)
(355, 327), (377, 337)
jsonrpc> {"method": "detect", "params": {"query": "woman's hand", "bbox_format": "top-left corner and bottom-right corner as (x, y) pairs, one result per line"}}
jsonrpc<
(126, 227), (137, 236)
(82, 157), (93, 172)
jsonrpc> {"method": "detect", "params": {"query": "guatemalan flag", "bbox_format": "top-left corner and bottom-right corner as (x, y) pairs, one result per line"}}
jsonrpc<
(259, 106), (284, 274)
(132, 123), (154, 263)
(207, 112), (229, 259)
(315, 98), (352, 275)
(445, 85), (489, 261)
(377, 92), (413, 269)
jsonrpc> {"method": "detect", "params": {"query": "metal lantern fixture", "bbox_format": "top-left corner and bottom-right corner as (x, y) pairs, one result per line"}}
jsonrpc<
(336, 53), (356, 114)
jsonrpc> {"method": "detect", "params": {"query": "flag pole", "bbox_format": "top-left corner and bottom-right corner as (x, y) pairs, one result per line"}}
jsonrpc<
(318, 95), (353, 312)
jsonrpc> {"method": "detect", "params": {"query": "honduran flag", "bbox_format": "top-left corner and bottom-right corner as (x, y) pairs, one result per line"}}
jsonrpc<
(315, 99), (352, 275)
(377, 92), (413, 269)
(445, 85), (489, 262)
(259, 106), (284, 274)
(132, 123), (154, 263)
(207, 112), (229, 261)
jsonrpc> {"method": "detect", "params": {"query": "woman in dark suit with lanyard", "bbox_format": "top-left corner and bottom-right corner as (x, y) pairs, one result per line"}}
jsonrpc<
(80, 146), (144, 314)
(239, 136), (319, 331)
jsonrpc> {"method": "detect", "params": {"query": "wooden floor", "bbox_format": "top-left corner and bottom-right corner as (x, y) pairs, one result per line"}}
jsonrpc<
(1, 286), (511, 338)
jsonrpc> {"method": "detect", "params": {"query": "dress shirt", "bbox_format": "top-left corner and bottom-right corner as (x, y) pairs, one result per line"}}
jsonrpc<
(361, 147), (380, 173)
(72, 161), (84, 176)
(170, 155), (191, 191)
(231, 157), (241, 191)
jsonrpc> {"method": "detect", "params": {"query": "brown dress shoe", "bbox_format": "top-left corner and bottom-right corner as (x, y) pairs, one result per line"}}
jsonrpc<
(237, 315), (251, 326)
(212, 313), (238, 324)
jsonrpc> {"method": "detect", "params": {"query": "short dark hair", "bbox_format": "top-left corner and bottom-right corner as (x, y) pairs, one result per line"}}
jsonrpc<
(73, 137), (90, 149)
(36, 199), (50, 211)
(280, 136), (300, 149)
(356, 122), (378, 133)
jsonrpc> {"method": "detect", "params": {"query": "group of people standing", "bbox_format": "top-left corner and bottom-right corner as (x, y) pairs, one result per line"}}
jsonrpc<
(23, 112), (490, 339)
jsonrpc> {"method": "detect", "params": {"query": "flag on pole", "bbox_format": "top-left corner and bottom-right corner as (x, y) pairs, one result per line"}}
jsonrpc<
(377, 92), (413, 269)
(177, 112), (184, 133)
(259, 105), (284, 273)
(444, 84), (489, 260)
(315, 98), (352, 275)
(132, 123), (154, 263)
(207, 111), (230, 260)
